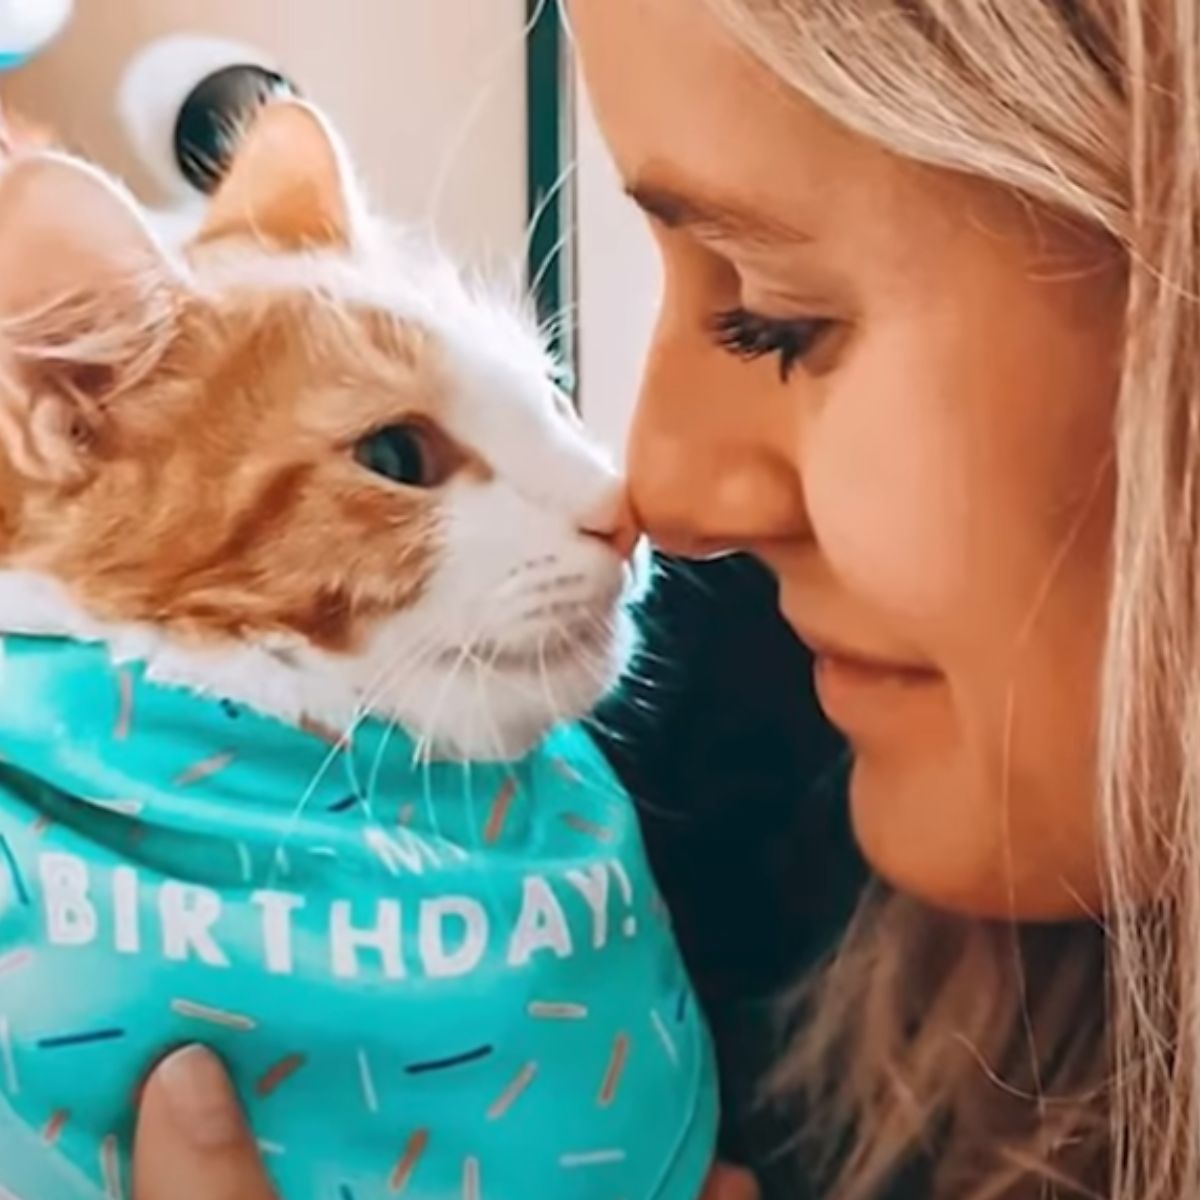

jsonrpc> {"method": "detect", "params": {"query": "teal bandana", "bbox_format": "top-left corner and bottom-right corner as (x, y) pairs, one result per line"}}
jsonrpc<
(0, 635), (717, 1200)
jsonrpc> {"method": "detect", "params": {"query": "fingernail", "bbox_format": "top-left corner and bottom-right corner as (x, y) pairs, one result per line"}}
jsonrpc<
(156, 1045), (246, 1149)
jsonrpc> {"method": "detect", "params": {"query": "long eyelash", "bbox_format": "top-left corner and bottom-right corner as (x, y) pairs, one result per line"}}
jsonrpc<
(709, 307), (829, 382)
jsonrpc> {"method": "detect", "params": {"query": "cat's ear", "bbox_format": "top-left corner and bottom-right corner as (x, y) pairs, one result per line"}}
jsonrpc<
(0, 153), (184, 484)
(193, 99), (367, 252)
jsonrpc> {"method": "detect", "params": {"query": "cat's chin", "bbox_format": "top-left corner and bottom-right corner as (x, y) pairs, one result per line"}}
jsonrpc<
(388, 614), (637, 764)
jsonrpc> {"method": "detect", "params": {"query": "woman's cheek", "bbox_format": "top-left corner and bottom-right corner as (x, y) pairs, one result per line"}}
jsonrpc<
(802, 355), (978, 632)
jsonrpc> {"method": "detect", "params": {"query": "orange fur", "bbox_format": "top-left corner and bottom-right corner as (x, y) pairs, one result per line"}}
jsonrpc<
(7, 285), (453, 651)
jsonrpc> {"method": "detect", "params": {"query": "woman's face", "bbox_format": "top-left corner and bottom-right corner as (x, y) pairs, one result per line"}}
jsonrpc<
(573, 0), (1126, 919)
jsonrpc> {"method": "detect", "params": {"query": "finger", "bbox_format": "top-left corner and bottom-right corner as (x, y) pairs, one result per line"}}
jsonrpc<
(701, 1164), (760, 1200)
(133, 1044), (276, 1200)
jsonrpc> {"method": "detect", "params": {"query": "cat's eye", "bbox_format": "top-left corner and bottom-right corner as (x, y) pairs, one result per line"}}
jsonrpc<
(354, 423), (438, 488)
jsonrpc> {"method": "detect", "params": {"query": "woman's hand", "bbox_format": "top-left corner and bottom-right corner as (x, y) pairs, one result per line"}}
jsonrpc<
(133, 1044), (757, 1200)
(702, 1164), (760, 1199)
(133, 1045), (276, 1200)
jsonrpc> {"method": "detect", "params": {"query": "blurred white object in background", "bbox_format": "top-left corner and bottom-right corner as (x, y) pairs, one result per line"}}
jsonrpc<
(0, 0), (71, 70)
(117, 33), (288, 201)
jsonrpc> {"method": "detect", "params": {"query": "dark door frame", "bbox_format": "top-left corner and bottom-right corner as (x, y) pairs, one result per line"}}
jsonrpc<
(525, 0), (576, 385)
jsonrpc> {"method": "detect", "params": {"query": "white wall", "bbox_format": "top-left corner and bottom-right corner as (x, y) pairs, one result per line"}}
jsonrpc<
(3, 0), (529, 264)
(574, 81), (661, 457)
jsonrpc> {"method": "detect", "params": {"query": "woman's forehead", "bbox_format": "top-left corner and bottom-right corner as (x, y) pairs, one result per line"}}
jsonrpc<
(571, 0), (960, 264)
(572, 0), (827, 196)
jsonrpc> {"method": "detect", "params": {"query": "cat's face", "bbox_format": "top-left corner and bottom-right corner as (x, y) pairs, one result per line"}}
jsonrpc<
(0, 103), (640, 759)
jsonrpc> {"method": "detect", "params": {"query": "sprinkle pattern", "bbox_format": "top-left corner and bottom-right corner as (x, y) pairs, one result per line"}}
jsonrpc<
(462, 1156), (481, 1200)
(41, 1109), (68, 1146)
(170, 999), (256, 1032)
(0, 1016), (17, 1095)
(172, 752), (235, 789)
(299, 715), (349, 748)
(0, 949), (32, 978)
(560, 813), (614, 843)
(482, 780), (516, 845)
(389, 1130), (429, 1193)
(487, 1062), (538, 1121)
(598, 1033), (630, 1108)
(560, 1150), (627, 1168)
(528, 1002), (588, 1021)
(100, 1134), (121, 1200)
(405, 1045), (493, 1076)
(255, 1053), (307, 1098)
(357, 1048), (379, 1114)
(36, 1029), (125, 1051)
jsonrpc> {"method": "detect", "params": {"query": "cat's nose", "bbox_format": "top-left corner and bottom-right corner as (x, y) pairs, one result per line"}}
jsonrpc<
(578, 488), (640, 562)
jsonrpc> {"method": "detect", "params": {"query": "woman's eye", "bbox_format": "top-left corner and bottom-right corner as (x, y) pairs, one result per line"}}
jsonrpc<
(354, 423), (435, 488)
(710, 307), (834, 382)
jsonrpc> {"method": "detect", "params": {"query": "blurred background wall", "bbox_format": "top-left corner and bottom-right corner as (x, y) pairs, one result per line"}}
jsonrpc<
(3, 0), (529, 265)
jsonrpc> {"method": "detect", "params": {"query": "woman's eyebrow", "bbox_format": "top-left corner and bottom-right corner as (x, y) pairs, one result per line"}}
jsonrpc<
(625, 179), (814, 246)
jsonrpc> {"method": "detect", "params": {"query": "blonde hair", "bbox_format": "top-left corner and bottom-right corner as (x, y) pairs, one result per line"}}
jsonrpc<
(698, 3), (1200, 1198)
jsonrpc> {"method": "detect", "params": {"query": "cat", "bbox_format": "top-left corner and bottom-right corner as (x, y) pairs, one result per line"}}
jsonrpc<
(0, 98), (641, 761)
(0, 101), (719, 1200)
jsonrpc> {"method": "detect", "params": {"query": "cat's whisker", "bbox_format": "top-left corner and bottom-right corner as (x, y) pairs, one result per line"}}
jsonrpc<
(538, 302), (579, 345)
(363, 644), (442, 812)
(426, 0), (553, 239)
(524, 162), (578, 272)
(373, 578), (516, 771)
(418, 630), (495, 760)
(535, 629), (567, 733)
(649, 555), (727, 601)
(530, 227), (576, 307)
(464, 641), (509, 770)
(538, 299), (578, 333)
(268, 643), (435, 873)
(274, 607), (457, 857)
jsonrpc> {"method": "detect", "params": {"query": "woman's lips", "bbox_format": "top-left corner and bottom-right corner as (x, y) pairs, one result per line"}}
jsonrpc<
(786, 620), (942, 730)
(811, 648), (942, 735)
(787, 618), (935, 678)
(812, 648), (939, 684)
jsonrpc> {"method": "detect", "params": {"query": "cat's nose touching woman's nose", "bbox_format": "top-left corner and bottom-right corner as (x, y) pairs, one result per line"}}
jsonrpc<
(578, 485), (641, 561)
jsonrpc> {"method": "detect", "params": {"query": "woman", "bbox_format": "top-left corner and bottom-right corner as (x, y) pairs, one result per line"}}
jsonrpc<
(134, 1), (1192, 1196)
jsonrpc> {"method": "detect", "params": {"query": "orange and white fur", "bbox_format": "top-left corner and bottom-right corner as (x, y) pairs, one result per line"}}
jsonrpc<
(0, 101), (639, 760)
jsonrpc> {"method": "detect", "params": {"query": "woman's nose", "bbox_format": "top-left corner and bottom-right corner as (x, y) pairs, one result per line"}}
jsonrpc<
(626, 317), (810, 559)
(628, 421), (807, 559)
(577, 485), (641, 561)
